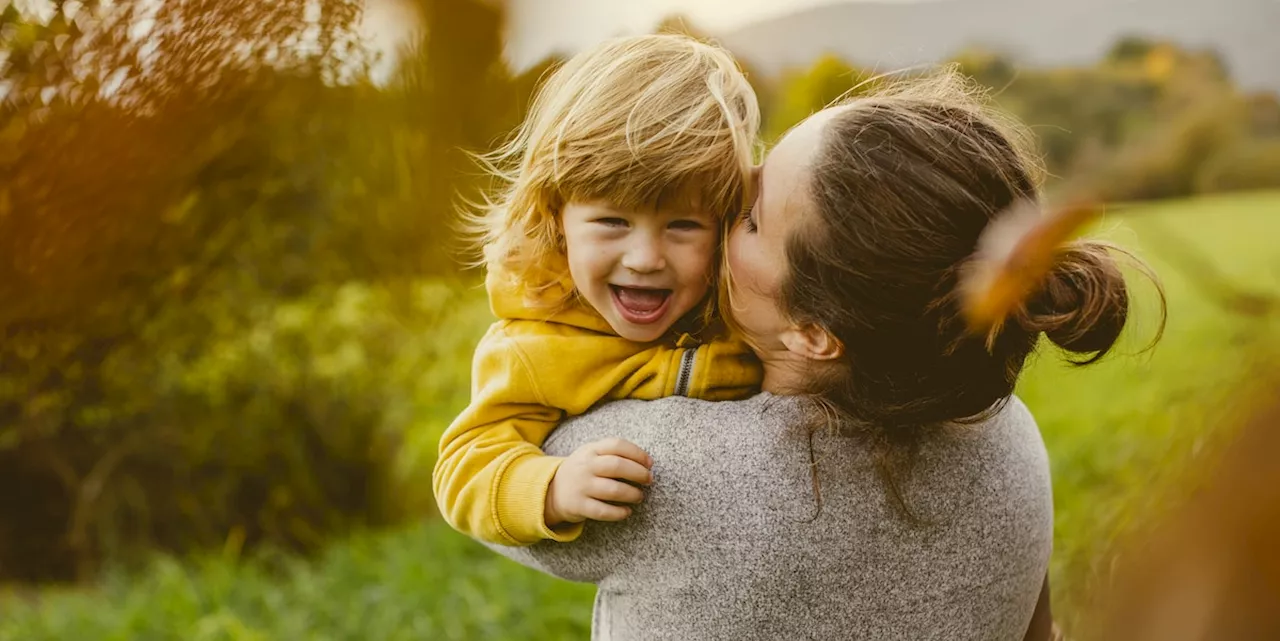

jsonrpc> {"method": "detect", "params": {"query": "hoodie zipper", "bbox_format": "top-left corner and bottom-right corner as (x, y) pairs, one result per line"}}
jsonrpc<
(674, 347), (697, 397)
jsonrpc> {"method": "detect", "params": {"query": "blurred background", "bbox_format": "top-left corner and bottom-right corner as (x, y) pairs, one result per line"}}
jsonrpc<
(1, 0), (1278, 638)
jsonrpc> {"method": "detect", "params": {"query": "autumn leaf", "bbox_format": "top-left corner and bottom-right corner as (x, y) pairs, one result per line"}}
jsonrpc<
(958, 198), (1103, 337)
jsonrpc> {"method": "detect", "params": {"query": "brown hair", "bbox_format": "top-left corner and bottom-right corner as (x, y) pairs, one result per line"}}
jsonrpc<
(780, 69), (1164, 510)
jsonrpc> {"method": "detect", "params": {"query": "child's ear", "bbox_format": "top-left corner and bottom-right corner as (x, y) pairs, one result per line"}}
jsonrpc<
(780, 323), (843, 361)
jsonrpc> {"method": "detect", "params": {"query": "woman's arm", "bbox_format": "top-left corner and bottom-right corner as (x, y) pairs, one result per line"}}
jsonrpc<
(1022, 573), (1060, 641)
(481, 525), (627, 584)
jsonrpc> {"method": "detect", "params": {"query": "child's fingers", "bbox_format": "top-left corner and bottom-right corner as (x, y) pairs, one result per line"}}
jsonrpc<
(587, 477), (645, 505)
(589, 454), (652, 485)
(591, 437), (653, 468)
(580, 499), (632, 522)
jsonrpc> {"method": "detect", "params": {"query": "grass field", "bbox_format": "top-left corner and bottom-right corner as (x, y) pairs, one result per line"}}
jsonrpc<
(1017, 189), (1280, 630)
(2, 191), (1278, 640)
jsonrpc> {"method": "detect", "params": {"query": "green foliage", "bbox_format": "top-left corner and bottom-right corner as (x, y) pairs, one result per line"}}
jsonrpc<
(764, 54), (878, 142)
(993, 37), (1273, 199)
(1087, 96), (1249, 201)
(762, 37), (1280, 198)
(950, 48), (1017, 90)
(0, 519), (594, 641)
(1084, 88), (1280, 201)
(1106, 36), (1159, 65)
(1196, 139), (1280, 194)
(0, 0), (511, 581)
(995, 66), (1163, 174)
(0, 276), (491, 581)
(1016, 190), (1280, 631)
(394, 0), (517, 267)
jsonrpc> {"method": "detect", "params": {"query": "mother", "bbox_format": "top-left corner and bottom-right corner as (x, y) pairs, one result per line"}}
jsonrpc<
(493, 70), (1147, 640)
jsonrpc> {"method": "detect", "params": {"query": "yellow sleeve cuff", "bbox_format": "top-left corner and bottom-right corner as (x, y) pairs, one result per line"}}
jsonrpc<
(494, 452), (585, 545)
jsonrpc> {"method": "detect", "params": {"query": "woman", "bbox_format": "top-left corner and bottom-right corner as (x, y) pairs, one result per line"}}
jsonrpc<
(489, 69), (1154, 640)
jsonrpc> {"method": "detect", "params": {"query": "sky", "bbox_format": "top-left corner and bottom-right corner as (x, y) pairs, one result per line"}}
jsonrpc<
(363, 0), (934, 74)
(502, 0), (864, 69)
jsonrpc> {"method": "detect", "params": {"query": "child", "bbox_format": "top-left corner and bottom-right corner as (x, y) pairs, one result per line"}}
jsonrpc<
(432, 34), (763, 546)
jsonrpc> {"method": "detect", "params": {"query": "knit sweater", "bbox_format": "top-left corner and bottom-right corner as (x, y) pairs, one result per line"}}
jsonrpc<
(487, 392), (1053, 641)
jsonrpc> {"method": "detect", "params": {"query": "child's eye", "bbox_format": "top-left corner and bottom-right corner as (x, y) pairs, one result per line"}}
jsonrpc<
(593, 217), (628, 228)
(668, 219), (705, 232)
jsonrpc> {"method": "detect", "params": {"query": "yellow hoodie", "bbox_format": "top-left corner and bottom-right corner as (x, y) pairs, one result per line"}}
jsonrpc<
(432, 268), (762, 546)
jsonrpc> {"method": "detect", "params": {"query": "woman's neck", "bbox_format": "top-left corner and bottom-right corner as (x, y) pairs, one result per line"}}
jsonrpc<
(758, 348), (829, 395)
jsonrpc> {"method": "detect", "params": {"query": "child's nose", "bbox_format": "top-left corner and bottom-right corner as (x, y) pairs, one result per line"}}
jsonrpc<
(621, 239), (666, 273)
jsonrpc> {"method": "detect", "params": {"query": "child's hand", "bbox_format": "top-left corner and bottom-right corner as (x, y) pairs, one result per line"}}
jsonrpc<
(545, 438), (653, 529)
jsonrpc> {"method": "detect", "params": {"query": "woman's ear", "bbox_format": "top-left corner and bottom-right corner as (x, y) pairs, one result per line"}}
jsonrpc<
(780, 323), (844, 361)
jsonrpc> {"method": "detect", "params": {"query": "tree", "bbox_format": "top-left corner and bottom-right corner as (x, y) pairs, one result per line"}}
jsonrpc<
(766, 54), (877, 142)
(388, 0), (512, 271)
(950, 47), (1017, 90)
(1106, 35), (1159, 66)
(0, 0), (462, 582)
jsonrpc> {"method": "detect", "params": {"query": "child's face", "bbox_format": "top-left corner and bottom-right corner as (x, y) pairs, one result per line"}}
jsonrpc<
(561, 199), (718, 342)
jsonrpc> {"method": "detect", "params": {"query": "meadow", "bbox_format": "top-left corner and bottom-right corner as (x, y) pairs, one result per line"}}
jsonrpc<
(2, 190), (1277, 641)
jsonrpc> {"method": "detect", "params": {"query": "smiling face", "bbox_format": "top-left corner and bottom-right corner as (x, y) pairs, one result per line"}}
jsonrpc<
(725, 107), (844, 353)
(561, 198), (719, 342)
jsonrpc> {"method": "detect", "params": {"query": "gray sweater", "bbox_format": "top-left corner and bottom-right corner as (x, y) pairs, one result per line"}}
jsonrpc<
(489, 393), (1053, 640)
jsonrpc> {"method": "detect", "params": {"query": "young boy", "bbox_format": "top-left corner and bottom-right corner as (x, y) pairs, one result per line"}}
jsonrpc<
(434, 34), (762, 546)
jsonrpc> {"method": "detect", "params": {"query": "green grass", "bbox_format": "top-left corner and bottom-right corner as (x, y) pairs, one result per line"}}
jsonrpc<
(1017, 189), (1280, 630)
(3, 190), (1278, 640)
(0, 521), (594, 641)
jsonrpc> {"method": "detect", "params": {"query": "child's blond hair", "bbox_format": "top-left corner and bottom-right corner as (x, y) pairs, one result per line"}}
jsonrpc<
(466, 33), (761, 306)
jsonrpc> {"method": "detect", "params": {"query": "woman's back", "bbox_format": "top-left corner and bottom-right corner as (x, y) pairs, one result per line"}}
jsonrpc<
(493, 393), (1053, 641)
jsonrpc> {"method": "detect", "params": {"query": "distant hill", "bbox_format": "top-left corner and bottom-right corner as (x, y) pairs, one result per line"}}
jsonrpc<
(716, 0), (1280, 93)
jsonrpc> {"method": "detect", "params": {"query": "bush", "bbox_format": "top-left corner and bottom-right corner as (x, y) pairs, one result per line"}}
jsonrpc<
(1196, 139), (1280, 194)
(1087, 97), (1247, 202)
(0, 0), (513, 582)
(0, 278), (492, 582)
(763, 54), (880, 142)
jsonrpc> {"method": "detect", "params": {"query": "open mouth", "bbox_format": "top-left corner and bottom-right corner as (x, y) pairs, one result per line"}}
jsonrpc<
(610, 285), (673, 325)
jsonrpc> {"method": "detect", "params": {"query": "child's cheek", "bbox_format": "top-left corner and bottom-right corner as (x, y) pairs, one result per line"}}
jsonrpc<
(689, 230), (713, 285)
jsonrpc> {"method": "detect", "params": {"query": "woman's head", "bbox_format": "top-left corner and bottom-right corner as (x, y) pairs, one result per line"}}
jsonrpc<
(727, 69), (1159, 431)
(470, 33), (759, 328)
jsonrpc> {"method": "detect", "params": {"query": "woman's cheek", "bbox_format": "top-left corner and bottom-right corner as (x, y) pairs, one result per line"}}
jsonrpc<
(726, 231), (759, 294)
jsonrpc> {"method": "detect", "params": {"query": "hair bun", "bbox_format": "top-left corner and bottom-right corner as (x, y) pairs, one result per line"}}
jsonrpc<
(1017, 241), (1129, 361)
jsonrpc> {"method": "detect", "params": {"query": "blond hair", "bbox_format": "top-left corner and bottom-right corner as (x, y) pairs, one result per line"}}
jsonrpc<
(464, 33), (760, 305)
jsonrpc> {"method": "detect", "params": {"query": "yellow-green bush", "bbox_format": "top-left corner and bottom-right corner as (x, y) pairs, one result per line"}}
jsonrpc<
(760, 37), (1275, 201)
(0, 276), (492, 582)
(0, 0), (510, 582)
(1196, 139), (1280, 194)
